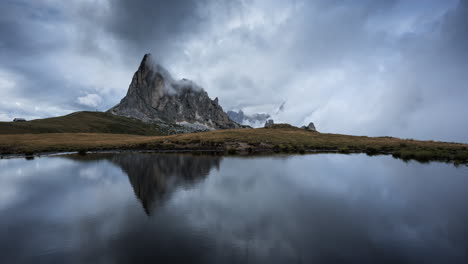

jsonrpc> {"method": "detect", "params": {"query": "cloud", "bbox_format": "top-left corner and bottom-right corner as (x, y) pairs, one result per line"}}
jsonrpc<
(77, 93), (102, 108)
(0, 0), (467, 142)
(103, 0), (205, 57)
(165, 0), (467, 141)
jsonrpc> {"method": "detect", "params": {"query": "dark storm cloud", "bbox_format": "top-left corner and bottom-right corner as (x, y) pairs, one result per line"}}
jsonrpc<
(0, 1), (64, 56)
(373, 0), (468, 140)
(0, 1), (82, 118)
(440, 0), (468, 56)
(0, 0), (467, 142)
(0, 0), (209, 118)
(65, 0), (212, 62)
(104, 0), (205, 58)
(186, 0), (467, 142)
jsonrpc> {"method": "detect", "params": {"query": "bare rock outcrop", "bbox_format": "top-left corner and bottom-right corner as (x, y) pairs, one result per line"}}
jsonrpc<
(301, 122), (317, 131)
(264, 119), (274, 128)
(108, 54), (240, 131)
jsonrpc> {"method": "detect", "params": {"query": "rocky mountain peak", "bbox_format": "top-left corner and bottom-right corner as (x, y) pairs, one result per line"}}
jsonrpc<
(227, 109), (270, 127)
(108, 54), (240, 131)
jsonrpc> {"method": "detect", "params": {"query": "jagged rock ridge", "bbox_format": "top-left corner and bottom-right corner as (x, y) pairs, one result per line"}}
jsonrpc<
(108, 54), (239, 131)
(301, 122), (316, 131)
(227, 110), (270, 127)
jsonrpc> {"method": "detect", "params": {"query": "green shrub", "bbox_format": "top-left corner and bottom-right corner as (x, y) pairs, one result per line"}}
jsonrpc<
(227, 148), (237, 154)
(338, 147), (350, 153)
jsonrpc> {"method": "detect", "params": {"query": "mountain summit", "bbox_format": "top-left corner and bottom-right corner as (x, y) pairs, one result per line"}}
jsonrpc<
(108, 54), (239, 131)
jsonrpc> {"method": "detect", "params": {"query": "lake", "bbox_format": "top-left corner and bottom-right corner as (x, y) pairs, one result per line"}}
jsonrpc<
(1, 153), (467, 263)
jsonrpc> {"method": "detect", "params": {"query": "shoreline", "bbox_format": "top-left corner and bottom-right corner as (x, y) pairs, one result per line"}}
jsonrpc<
(2, 147), (467, 167)
(1, 128), (467, 165)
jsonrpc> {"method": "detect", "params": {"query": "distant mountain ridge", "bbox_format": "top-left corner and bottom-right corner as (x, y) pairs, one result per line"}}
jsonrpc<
(227, 110), (270, 127)
(108, 54), (240, 131)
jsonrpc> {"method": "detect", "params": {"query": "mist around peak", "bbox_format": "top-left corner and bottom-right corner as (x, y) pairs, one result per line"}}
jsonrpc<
(142, 54), (204, 96)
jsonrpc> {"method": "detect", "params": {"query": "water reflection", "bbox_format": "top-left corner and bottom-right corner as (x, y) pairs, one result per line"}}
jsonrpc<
(68, 153), (221, 215)
(118, 153), (220, 215)
(0, 153), (468, 263)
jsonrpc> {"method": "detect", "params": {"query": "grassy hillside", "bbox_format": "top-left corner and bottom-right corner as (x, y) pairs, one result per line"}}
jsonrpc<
(1, 124), (467, 164)
(0, 111), (166, 136)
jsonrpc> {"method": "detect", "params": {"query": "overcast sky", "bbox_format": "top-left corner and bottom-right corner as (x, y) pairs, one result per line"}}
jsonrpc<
(0, 0), (467, 142)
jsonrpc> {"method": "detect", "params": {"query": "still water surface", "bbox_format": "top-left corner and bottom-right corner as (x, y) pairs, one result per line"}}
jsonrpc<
(0, 153), (468, 263)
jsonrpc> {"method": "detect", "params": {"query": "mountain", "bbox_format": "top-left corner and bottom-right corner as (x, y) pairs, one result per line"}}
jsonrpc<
(108, 54), (240, 131)
(227, 110), (270, 127)
(227, 100), (287, 128)
(0, 111), (169, 135)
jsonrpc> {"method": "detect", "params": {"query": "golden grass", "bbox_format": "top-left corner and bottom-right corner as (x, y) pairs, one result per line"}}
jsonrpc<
(1, 127), (467, 164)
(0, 133), (153, 154)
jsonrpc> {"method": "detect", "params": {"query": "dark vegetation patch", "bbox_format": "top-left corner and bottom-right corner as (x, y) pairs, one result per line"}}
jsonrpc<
(264, 123), (298, 129)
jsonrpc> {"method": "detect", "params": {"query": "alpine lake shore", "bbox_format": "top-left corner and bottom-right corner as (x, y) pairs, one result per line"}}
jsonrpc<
(1, 123), (468, 166)
(3, 55), (465, 165)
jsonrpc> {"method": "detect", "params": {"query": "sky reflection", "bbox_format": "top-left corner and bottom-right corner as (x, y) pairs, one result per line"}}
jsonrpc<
(0, 153), (467, 263)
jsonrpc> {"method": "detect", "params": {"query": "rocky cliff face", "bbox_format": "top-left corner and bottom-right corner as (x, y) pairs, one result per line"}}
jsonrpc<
(108, 54), (239, 131)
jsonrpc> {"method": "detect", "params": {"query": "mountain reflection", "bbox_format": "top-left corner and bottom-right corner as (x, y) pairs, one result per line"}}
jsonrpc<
(67, 153), (221, 215)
